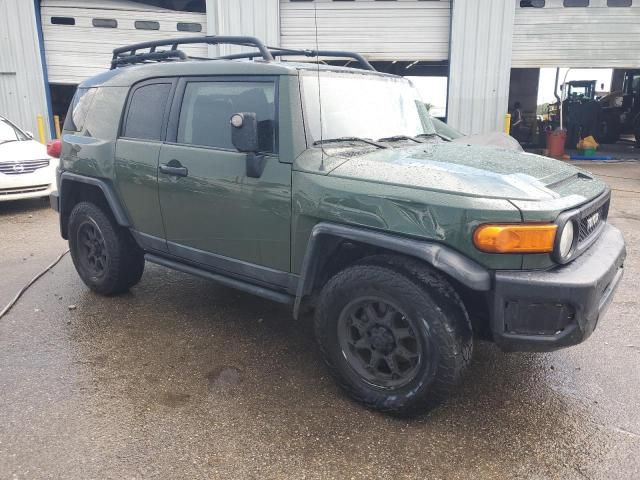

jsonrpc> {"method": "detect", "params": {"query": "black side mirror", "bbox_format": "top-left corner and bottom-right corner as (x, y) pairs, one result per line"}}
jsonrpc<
(230, 112), (266, 178)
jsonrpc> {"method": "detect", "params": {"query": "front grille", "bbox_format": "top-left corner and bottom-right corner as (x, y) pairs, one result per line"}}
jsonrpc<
(0, 159), (50, 175)
(0, 185), (49, 196)
(577, 197), (609, 245)
(555, 190), (611, 264)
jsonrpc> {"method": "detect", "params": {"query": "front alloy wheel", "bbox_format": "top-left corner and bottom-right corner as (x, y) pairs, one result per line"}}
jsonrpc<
(314, 256), (473, 415)
(338, 298), (423, 389)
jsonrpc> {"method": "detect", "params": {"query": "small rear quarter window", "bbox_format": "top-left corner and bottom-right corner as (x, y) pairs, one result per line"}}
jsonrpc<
(122, 83), (172, 141)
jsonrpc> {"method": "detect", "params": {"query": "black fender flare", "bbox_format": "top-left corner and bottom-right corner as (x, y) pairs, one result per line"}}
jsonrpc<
(292, 222), (491, 319)
(58, 172), (130, 237)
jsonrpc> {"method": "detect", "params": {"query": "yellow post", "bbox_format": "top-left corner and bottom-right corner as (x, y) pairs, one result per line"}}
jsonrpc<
(36, 114), (47, 144)
(54, 115), (62, 139)
(504, 113), (512, 135)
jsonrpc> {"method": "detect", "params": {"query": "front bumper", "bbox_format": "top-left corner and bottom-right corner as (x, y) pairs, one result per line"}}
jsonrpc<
(491, 223), (626, 352)
(0, 163), (57, 202)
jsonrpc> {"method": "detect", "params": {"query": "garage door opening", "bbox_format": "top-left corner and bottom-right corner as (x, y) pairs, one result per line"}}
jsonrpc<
(49, 84), (77, 131)
(537, 68), (640, 149)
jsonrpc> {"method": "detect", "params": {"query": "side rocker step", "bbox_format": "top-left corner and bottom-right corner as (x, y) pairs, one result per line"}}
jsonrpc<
(145, 253), (294, 305)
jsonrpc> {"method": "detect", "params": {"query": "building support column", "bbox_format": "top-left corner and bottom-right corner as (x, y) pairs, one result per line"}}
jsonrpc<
(447, 0), (516, 135)
(205, 0), (280, 57)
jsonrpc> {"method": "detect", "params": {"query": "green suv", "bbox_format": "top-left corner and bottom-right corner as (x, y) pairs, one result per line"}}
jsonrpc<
(50, 36), (626, 415)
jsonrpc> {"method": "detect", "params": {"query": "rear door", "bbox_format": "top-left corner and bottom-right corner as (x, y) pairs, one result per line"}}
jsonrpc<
(158, 76), (291, 278)
(115, 79), (175, 252)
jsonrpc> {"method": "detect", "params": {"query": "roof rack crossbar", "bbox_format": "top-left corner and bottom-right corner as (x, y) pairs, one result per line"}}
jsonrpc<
(219, 47), (376, 71)
(111, 35), (274, 69)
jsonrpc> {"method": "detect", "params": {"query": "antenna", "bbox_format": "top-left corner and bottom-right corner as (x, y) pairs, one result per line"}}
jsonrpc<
(314, 3), (325, 171)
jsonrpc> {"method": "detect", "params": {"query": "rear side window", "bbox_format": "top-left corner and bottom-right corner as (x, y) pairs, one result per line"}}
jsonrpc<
(176, 81), (276, 152)
(122, 83), (172, 140)
(63, 87), (97, 132)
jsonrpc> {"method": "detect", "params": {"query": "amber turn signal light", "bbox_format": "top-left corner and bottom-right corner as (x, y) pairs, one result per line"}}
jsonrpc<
(473, 224), (557, 254)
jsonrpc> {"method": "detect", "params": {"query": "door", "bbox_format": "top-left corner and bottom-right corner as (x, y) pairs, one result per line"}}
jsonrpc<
(158, 76), (292, 278)
(115, 79), (175, 252)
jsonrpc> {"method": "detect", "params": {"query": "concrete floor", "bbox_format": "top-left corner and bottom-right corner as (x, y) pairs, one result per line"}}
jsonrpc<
(0, 161), (638, 479)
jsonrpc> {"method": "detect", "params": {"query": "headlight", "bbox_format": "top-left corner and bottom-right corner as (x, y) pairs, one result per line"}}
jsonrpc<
(558, 221), (575, 259)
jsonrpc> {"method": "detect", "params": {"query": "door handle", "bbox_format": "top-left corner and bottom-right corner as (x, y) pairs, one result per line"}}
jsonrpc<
(159, 160), (188, 177)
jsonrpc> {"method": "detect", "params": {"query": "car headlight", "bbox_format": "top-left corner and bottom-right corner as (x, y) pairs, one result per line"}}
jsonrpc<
(558, 220), (575, 260)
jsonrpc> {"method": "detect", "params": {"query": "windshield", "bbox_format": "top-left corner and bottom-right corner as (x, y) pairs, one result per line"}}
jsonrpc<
(0, 118), (28, 143)
(301, 72), (436, 144)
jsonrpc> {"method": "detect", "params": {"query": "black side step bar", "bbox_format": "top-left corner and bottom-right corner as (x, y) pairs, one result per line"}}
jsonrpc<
(145, 254), (294, 305)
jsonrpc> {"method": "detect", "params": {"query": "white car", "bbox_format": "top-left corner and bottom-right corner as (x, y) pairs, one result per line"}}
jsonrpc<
(0, 115), (56, 201)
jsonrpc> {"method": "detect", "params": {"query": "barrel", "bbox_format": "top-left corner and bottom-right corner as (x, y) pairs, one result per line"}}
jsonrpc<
(546, 129), (567, 158)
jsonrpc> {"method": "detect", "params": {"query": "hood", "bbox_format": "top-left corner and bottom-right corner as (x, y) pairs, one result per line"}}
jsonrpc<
(0, 140), (50, 162)
(321, 142), (606, 204)
(452, 132), (523, 152)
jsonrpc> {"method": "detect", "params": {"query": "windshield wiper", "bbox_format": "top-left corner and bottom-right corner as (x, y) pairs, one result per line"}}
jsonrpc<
(414, 133), (445, 143)
(0, 139), (19, 146)
(314, 137), (387, 149)
(377, 135), (421, 144)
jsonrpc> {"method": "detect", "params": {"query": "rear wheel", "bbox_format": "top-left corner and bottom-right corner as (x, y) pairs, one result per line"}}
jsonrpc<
(314, 255), (472, 415)
(68, 201), (144, 295)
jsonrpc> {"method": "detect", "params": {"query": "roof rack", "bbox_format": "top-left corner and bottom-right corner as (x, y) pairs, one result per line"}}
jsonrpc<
(110, 35), (375, 72)
(220, 47), (376, 72)
(111, 35), (274, 69)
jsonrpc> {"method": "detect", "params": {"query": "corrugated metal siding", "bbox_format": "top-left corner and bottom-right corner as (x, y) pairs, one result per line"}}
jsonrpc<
(0, 0), (51, 138)
(280, 0), (450, 61)
(209, 0), (280, 56)
(513, 0), (640, 68)
(41, 0), (208, 84)
(447, 0), (515, 134)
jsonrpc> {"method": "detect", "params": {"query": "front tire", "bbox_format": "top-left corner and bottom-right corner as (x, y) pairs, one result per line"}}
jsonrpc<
(314, 255), (472, 415)
(68, 201), (144, 295)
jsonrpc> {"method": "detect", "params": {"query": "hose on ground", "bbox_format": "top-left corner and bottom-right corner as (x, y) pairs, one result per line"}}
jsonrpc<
(0, 249), (70, 320)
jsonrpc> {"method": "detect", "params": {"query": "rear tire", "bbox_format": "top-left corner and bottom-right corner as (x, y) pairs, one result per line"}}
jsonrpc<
(314, 255), (472, 415)
(68, 201), (144, 295)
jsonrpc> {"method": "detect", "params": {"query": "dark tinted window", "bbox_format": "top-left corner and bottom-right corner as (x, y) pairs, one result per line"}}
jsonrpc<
(564, 0), (589, 5)
(520, 0), (545, 6)
(93, 18), (117, 28)
(177, 81), (276, 152)
(63, 87), (97, 132)
(177, 22), (202, 32)
(135, 20), (160, 30)
(51, 16), (75, 25)
(123, 83), (171, 140)
(608, 0), (631, 6)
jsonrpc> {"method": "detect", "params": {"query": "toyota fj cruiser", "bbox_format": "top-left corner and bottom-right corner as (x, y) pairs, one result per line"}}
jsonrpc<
(50, 36), (626, 415)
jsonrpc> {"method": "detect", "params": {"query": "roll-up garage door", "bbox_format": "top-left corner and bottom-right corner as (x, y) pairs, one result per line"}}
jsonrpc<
(513, 0), (640, 68)
(279, 0), (451, 62)
(41, 0), (208, 84)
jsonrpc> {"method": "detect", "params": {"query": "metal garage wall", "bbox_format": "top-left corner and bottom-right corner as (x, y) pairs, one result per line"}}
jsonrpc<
(279, 0), (450, 61)
(447, 0), (515, 134)
(0, 0), (51, 138)
(41, 0), (208, 84)
(513, 0), (640, 68)
(206, 0), (280, 56)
